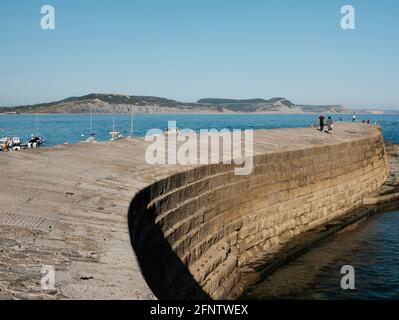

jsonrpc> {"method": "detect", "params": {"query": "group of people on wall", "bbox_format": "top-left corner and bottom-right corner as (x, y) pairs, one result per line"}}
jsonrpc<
(317, 113), (374, 134)
(317, 115), (334, 134)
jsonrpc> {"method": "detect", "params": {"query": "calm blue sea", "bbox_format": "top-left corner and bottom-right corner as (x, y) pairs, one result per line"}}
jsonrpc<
(1, 113), (399, 146)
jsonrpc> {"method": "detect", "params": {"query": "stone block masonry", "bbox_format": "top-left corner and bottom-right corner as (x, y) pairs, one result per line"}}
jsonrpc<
(129, 123), (388, 299)
(0, 123), (388, 299)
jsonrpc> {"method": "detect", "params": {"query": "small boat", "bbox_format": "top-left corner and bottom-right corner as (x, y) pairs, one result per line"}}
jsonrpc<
(0, 136), (23, 151)
(0, 137), (8, 151)
(84, 133), (97, 143)
(164, 127), (181, 136)
(12, 137), (21, 144)
(12, 137), (22, 150)
(109, 114), (123, 141)
(27, 136), (45, 148)
(27, 108), (45, 148)
(109, 131), (123, 141)
(83, 105), (97, 143)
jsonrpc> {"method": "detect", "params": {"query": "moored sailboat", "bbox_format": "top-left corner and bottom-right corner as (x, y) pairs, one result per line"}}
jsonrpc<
(83, 104), (97, 143)
(27, 107), (45, 148)
(109, 113), (123, 141)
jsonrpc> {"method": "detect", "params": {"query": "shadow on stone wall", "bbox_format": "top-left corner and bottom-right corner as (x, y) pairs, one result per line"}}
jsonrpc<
(127, 132), (388, 300)
(128, 186), (210, 300)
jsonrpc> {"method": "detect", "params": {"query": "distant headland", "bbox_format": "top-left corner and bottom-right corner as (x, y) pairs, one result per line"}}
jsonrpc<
(0, 93), (360, 114)
(0, 93), (397, 114)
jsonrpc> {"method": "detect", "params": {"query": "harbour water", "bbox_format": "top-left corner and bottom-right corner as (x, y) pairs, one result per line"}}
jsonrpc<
(244, 210), (399, 300)
(1, 113), (399, 147)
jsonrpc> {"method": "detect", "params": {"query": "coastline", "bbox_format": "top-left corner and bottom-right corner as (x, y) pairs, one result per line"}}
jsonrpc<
(0, 112), (396, 115)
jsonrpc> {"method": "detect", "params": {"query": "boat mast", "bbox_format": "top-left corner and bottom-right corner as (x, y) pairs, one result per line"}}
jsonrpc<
(90, 104), (93, 135)
(36, 106), (39, 137)
(130, 106), (134, 137)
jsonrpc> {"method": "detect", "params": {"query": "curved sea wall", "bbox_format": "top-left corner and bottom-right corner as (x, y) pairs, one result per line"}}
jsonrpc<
(128, 128), (389, 300)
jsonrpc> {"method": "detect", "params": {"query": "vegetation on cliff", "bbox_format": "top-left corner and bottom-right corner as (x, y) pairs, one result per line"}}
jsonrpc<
(0, 93), (353, 114)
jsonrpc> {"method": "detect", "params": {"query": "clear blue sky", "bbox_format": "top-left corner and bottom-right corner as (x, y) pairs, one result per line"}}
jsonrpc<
(0, 0), (398, 109)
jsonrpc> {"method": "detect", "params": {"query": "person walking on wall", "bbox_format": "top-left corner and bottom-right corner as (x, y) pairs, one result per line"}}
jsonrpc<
(327, 116), (333, 133)
(319, 115), (325, 131)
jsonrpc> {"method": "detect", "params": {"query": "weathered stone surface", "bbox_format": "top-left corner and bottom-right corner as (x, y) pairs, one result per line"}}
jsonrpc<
(129, 123), (388, 299)
(0, 123), (389, 299)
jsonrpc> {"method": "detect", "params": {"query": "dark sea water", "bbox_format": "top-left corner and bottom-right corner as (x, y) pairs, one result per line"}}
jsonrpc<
(1, 113), (399, 146)
(244, 210), (399, 300)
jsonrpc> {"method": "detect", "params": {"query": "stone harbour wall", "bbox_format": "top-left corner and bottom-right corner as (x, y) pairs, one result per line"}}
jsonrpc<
(129, 131), (389, 300)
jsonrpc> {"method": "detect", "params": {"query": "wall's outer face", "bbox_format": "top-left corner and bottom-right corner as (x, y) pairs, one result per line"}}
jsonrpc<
(3, 124), (388, 300)
(130, 128), (389, 299)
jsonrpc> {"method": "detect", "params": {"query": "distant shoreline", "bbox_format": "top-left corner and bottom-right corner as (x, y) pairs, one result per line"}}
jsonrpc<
(0, 112), (383, 115)
(2, 94), (397, 114)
